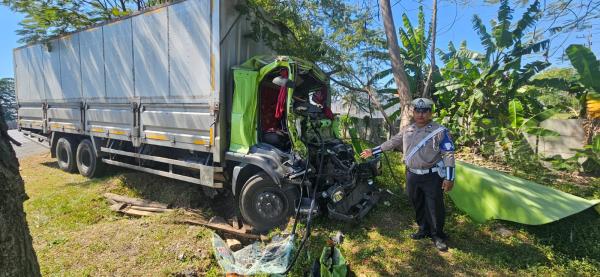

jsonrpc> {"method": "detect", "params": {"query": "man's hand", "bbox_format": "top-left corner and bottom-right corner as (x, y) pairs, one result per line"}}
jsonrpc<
(360, 149), (373, 159)
(442, 180), (454, 192)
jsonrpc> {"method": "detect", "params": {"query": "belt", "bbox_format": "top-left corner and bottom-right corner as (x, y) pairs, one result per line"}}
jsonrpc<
(408, 167), (438, 175)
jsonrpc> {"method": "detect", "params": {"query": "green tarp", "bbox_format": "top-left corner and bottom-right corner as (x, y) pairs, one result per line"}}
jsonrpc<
(449, 161), (600, 225)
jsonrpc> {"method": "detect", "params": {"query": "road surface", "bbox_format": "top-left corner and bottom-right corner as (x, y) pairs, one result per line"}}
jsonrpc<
(8, 129), (50, 159)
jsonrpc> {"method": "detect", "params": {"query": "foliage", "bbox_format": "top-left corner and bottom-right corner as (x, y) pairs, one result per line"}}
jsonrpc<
(240, 0), (384, 80)
(547, 135), (600, 175)
(0, 78), (17, 122)
(531, 68), (581, 117)
(2, 0), (171, 43)
(370, 6), (443, 122)
(545, 45), (600, 174)
(434, 0), (554, 159)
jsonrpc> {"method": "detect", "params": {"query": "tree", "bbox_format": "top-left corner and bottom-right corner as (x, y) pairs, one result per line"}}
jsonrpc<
(379, 0), (413, 129)
(371, 5), (443, 123)
(565, 44), (600, 144)
(2, 0), (171, 43)
(422, 0), (437, 98)
(435, 0), (554, 150)
(0, 78), (17, 122)
(0, 105), (41, 277)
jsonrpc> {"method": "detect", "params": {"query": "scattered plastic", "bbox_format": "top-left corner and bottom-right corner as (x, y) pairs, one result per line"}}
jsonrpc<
(212, 232), (294, 275)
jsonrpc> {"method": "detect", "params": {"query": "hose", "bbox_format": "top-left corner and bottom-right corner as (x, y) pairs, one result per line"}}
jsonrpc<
(284, 119), (326, 274)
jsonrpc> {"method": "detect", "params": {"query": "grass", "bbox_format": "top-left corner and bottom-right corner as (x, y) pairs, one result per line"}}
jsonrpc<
(20, 151), (600, 276)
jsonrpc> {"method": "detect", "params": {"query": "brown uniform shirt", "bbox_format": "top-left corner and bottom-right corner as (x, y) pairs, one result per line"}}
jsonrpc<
(379, 121), (455, 169)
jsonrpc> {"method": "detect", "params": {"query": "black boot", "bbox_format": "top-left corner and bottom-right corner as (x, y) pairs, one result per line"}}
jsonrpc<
(410, 230), (430, 240)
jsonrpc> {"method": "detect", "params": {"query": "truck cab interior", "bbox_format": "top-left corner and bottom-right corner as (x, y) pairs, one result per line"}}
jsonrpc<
(257, 65), (333, 152)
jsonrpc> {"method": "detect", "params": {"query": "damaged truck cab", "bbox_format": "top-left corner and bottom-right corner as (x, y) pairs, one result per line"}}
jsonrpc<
(225, 56), (381, 231)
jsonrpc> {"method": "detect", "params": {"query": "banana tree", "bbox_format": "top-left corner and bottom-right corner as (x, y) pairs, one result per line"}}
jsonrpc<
(565, 44), (600, 144)
(434, 0), (553, 150)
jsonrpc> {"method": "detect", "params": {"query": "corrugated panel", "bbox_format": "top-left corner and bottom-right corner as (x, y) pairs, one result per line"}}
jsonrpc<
(59, 34), (82, 100)
(80, 27), (106, 99)
(104, 19), (134, 100)
(14, 48), (31, 102)
(169, 0), (211, 99)
(133, 7), (169, 99)
(28, 45), (47, 101)
(42, 40), (63, 101)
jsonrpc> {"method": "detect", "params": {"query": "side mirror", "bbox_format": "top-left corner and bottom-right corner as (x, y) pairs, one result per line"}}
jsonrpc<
(272, 76), (296, 89)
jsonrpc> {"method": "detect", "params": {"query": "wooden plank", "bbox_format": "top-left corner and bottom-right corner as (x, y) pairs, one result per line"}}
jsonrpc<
(179, 217), (260, 240)
(103, 193), (169, 209)
(129, 205), (172, 213)
(121, 207), (156, 217)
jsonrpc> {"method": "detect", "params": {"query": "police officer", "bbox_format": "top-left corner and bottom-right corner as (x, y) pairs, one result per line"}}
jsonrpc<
(360, 98), (455, 251)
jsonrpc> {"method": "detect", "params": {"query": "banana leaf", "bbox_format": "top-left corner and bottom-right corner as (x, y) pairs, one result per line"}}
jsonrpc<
(449, 161), (600, 225)
(347, 125), (363, 156)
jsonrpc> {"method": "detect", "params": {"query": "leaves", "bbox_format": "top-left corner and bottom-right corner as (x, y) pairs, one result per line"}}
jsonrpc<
(508, 99), (524, 128)
(472, 15), (495, 60)
(512, 0), (540, 39)
(566, 44), (600, 92)
(592, 135), (600, 153)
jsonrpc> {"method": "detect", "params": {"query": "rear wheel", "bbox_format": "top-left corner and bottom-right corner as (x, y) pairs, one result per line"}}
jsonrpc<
(76, 139), (104, 178)
(239, 172), (297, 233)
(56, 137), (77, 173)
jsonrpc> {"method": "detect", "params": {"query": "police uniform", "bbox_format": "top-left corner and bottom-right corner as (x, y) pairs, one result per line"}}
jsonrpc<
(371, 98), (455, 244)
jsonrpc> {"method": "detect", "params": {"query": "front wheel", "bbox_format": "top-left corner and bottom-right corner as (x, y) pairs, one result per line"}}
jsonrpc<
(239, 172), (297, 233)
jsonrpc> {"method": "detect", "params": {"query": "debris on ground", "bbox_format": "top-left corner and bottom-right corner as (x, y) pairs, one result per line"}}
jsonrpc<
(104, 193), (173, 216)
(226, 239), (242, 251)
(495, 226), (514, 237)
(212, 232), (294, 275)
(179, 216), (260, 240)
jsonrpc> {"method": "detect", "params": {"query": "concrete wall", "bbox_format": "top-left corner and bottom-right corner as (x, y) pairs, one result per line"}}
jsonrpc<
(342, 117), (585, 158)
(339, 118), (400, 145)
(525, 119), (585, 158)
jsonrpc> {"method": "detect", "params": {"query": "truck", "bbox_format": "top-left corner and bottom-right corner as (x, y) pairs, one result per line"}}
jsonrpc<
(14, 0), (381, 232)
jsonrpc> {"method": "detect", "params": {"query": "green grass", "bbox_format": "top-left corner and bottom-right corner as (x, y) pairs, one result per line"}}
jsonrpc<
(21, 150), (600, 276)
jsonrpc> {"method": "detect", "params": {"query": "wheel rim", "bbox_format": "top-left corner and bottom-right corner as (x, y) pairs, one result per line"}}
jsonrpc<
(254, 191), (285, 220)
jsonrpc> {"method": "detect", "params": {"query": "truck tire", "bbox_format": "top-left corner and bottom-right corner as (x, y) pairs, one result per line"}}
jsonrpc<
(76, 139), (104, 178)
(55, 137), (77, 173)
(239, 172), (296, 233)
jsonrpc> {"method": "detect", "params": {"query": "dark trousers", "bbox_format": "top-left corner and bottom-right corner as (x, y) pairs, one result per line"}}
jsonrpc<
(406, 171), (447, 240)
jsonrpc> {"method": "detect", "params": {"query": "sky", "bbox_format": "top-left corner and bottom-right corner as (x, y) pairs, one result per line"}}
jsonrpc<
(0, 1), (598, 79)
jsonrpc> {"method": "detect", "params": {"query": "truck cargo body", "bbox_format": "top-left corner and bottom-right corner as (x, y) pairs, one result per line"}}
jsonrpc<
(14, 0), (270, 187)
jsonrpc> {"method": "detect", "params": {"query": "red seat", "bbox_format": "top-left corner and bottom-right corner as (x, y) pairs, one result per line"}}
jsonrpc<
(260, 85), (280, 131)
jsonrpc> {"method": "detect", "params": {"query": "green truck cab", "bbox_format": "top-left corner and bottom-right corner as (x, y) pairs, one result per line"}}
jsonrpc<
(225, 56), (381, 231)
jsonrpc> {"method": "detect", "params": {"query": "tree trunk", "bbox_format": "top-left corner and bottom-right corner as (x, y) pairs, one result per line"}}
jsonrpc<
(379, 0), (413, 130)
(0, 107), (41, 277)
(422, 0), (438, 98)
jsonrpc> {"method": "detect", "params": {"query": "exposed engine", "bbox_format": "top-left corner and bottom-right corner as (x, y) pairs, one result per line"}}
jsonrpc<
(290, 93), (381, 222)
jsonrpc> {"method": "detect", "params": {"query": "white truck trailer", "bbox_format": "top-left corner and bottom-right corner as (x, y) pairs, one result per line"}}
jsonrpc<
(14, 0), (380, 232)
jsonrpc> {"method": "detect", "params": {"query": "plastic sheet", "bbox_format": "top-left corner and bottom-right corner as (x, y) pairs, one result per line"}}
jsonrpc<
(212, 232), (295, 275)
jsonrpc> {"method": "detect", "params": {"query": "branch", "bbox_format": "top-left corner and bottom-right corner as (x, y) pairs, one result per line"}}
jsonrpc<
(422, 0), (438, 98)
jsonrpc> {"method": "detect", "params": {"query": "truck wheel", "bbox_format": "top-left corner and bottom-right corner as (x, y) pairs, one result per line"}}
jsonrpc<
(56, 137), (77, 173)
(240, 172), (296, 233)
(76, 139), (104, 178)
